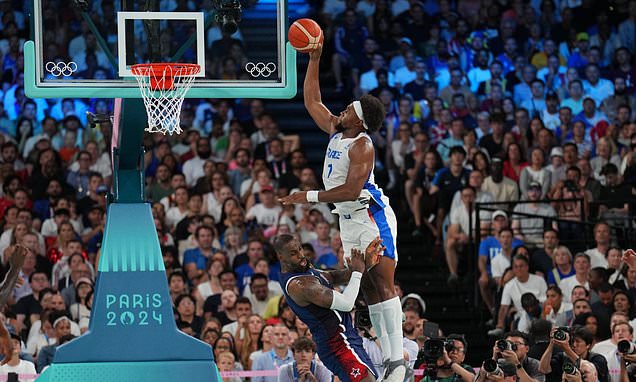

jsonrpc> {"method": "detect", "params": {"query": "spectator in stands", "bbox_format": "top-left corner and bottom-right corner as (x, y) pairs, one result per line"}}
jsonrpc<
(584, 222), (612, 269)
(445, 185), (477, 285)
(0, 332), (37, 378)
(252, 324), (293, 382)
(560, 253), (592, 304)
(183, 225), (218, 281)
(278, 337), (333, 382)
(430, 146), (470, 246)
(546, 245), (575, 287)
(480, 114), (506, 158)
(520, 149), (551, 198)
(531, 229), (559, 280)
(512, 181), (557, 246)
(491, 254), (548, 336)
(483, 158), (520, 203)
(592, 320), (632, 382)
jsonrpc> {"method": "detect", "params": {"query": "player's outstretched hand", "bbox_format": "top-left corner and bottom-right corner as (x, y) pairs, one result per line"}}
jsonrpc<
(622, 249), (636, 269)
(7, 245), (28, 270)
(364, 237), (384, 269)
(348, 248), (366, 274)
(279, 191), (309, 206)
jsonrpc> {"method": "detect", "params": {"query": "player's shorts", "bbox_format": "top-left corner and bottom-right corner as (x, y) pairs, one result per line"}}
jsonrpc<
(318, 329), (378, 382)
(339, 198), (398, 263)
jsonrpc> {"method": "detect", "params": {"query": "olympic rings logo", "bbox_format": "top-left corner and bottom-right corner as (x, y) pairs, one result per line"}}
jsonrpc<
(45, 61), (78, 77)
(245, 62), (276, 78)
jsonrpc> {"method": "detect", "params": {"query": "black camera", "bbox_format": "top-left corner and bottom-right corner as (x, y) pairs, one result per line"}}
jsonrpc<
(562, 360), (578, 375)
(354, 306), (372, 329)
(483, 359), (503, 375)
(552, 327), (570, 341)
(618, 340), (636, 355)
(496, 339), (517, 352)
(415, 338), (455, 378)
(213, 0), (243, 34)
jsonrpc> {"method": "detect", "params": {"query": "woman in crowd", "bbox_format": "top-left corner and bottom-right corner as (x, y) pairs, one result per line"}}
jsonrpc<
(238, 314), (264, 368)
(503, 143), (528, 183)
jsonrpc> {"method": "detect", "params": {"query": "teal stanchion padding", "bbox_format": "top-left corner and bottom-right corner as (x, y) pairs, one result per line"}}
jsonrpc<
(36, 361), (219, 382)
(36, 203), (219, 381)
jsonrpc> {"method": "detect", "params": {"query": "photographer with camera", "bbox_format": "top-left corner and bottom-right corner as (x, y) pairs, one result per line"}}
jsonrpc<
(475, 359), (519, 382)
(492, 331), (545, 382)
(593, 321), (633, 382)
(538, 326), (608, 382)
(561, 360), (599, 382)
(414, 335), (475, 382)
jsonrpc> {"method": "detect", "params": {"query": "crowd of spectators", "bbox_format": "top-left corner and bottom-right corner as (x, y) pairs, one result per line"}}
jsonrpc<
(0, 0), (636, 381)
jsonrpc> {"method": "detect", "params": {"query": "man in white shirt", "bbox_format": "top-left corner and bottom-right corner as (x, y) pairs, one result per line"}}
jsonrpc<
(490, 228), (515, 283)
(446, 186), (476, 284)
(246, 185), (282, 228)
(584, 222), (611, 269)
(582, 64), (614, 107)
(182, 137), (212, 187)
(467, 50), (491, 92)
(0, 332), (37, 382)
(492, 255), (547, 335)
(394, 51), (418, 89)
(360, 54), (395, 94)
(560, 253), (591, 303)
(591, 320), (632, 382)
(243, 273), (281, 316)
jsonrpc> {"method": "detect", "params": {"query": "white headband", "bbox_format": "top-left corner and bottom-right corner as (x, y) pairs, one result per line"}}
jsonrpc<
(53, 316), (71, 328)
(352, 101), (369, 130)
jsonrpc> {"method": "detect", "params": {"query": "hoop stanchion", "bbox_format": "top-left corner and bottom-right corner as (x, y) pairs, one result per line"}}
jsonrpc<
(131, 63), (200, 135)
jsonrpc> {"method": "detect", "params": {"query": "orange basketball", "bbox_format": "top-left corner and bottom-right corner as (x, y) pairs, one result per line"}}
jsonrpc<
(288, 18), (323, 53)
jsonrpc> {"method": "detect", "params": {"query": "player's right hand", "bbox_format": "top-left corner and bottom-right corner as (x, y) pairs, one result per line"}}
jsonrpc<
(348, 248), (366, 273)
(364, 237), (384, 269)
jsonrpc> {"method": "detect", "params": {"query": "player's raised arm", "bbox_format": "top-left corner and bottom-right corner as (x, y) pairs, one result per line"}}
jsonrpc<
(304, 45), (337, 135)
(0, 245), (27, 308)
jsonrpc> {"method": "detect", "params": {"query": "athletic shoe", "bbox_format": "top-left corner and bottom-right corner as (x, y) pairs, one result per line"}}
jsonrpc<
(383, 360), (407, 382)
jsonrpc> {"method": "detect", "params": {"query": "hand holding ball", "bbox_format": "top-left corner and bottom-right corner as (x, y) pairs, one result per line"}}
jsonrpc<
(288, 18), (323, 53)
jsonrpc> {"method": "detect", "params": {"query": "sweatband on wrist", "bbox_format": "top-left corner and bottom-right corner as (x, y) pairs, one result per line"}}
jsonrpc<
(306, 190), (319, 203)
(330, 271), (362, 311)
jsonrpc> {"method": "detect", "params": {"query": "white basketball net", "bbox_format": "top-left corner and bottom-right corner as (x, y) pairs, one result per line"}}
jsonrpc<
(131, 64), (200, 135)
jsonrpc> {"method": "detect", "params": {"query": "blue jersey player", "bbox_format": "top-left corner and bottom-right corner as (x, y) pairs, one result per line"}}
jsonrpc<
(274, 234), (384, 382)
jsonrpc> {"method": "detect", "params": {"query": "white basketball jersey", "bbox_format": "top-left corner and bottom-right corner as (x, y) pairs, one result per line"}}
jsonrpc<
(322, 132), (386, 213)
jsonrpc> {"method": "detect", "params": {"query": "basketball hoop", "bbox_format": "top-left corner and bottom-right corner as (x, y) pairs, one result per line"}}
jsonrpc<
(131, 63), (200, 135)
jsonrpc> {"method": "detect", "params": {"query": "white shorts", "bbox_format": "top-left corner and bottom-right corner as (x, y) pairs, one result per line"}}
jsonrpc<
(339, 202), (398, 263)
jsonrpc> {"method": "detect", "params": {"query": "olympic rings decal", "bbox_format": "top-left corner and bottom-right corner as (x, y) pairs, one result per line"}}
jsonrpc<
(45, 61), (78, 77)
(244, 62), (277, 78)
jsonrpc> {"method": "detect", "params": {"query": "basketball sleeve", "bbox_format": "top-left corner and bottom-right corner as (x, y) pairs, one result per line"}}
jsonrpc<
(330, 271), (362, 311)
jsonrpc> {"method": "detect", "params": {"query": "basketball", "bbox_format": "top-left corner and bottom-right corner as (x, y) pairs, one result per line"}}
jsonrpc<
(288, 18), (323, 53)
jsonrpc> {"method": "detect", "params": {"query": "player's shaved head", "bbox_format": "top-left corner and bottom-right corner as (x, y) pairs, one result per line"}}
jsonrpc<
(273, 234), (298, 257)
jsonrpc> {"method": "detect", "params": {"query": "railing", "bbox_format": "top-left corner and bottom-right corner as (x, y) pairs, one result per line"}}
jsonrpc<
(469, 198), (636, 308)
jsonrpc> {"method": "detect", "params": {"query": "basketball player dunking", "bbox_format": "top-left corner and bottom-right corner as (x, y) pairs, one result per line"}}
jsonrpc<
(279, 44), (407, 382)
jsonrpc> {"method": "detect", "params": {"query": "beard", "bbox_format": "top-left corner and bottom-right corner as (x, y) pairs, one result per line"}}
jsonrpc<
(197, 149), (211, 159)
(335, 123), (346, 132)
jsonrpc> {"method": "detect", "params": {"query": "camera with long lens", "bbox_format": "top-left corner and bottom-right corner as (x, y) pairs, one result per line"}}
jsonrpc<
(496, 339), (517, 352)
(415, 338), (455, 378)
(212, 0), (243, 34)
(483, 359), (503, 376)
(562, 360), (578, 375)
(618, 340), (636, 355)
(552, 327), (570, 341)
(354, 306), (372, 330)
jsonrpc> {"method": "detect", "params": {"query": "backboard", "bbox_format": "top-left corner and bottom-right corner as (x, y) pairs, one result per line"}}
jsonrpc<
(25, 0), (296, 99)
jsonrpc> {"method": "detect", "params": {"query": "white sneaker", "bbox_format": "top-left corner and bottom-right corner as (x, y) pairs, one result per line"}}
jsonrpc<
(383, 361), (407, 382)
